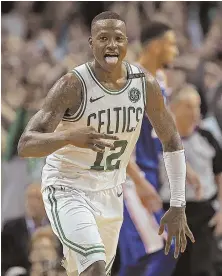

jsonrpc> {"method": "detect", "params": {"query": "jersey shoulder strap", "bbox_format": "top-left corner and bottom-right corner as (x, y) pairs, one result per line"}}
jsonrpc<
(129, 63), (147, 106)
(128, 63), (146, 79)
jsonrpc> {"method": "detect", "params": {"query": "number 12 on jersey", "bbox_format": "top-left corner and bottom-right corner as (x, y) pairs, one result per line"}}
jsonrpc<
(91, 140), (128, 171)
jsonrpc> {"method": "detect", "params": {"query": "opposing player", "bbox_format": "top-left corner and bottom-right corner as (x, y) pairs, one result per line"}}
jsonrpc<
(18, 12), (194, 276)
(118, 22), (179, 276)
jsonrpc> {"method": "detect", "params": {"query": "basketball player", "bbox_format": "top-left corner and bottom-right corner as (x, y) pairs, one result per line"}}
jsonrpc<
(118, 22), (179, 276)
(18, 12), (194, 276)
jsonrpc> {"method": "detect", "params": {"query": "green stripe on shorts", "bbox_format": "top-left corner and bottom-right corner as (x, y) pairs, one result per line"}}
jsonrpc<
(105, 255), (115, 275)
(48, 186), (105, 257)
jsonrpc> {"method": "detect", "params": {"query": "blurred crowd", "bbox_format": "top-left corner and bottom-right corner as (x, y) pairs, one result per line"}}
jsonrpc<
(1, 1), (222, 276)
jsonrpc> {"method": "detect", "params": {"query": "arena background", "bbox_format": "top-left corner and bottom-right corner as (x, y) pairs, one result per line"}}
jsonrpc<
(1, 1), (222, 276)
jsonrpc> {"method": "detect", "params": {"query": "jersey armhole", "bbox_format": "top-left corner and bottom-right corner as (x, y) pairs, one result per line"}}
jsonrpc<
(62, 69), (87, 122)
(132, 64), (147, 108)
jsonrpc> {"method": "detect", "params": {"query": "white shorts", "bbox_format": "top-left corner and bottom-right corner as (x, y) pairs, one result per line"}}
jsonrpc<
(42, 184), (123, 275)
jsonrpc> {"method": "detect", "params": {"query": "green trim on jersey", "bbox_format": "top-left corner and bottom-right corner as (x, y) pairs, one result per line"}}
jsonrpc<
(105, 255), (115, 275)
(48, 186), (105, 257)
(62, 69), (87, 122)
(85, 62), (132, 95)
(133, 64), (146, 108)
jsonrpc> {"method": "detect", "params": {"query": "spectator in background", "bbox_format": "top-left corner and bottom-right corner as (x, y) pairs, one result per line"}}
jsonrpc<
(2, 183), (48, 275)
(198, 2), (222, 61)
(187, 60), (222, 118)
(1, 2), (33, 38)
(29, 226), (64, 276)
(159, 85), (222, 276)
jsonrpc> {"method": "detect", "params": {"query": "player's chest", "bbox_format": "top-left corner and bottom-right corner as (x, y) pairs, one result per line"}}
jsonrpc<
(83, 88), (145, 135)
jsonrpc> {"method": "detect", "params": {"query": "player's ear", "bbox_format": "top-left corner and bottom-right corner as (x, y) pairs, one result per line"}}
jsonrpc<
(88, 36), (93, 49)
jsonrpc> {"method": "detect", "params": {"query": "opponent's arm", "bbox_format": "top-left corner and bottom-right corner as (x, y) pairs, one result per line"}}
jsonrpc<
(127, 158), (162, 213)
(18, 73), (81, 157)
(144, 72), (194, 258)
(126, 158), (145, 186)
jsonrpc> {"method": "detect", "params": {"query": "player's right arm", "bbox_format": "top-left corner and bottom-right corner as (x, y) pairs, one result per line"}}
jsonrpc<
(18, 73), (118, 158)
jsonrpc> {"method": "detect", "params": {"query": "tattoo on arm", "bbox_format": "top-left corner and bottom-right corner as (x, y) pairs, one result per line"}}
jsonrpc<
(18, 72), (82, 157)
(26, 72), (82, 133)
(145, 72), (183, 152)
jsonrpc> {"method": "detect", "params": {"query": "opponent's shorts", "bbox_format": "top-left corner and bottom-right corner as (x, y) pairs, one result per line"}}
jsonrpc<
(118, 178), (176, 276)
(42, 183), (123, 275)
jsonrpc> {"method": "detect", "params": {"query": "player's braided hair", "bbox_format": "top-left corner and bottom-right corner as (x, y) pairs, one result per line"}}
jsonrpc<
(141, 22), (172, 45)
(91, 11), (125, 31)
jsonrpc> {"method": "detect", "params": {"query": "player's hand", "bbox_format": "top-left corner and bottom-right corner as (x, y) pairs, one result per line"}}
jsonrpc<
(158, 207), (195, 259)
(186, 164), (203, 200)
(209, 211), (222, 237)
(66, 126), (119, 152)
(135, 178), (163, 213)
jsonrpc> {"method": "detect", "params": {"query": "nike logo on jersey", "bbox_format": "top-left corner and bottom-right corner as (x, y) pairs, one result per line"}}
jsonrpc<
(90, 95), (105, 103)
(117, 191), (123, 197)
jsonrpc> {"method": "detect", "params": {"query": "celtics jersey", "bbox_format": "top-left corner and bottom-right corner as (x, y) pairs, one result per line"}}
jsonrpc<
(42, 62), (146, 191)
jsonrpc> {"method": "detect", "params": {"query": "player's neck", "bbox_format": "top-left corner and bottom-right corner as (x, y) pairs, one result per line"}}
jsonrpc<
(138, 54), (162, 76)
(92, 60), (125, 83)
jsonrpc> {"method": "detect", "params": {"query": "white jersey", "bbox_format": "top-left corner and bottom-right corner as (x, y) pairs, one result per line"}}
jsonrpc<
(42, 62), (146, 191)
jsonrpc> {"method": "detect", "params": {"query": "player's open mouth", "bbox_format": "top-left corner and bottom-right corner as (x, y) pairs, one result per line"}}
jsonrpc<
(104, 54), (119, 65)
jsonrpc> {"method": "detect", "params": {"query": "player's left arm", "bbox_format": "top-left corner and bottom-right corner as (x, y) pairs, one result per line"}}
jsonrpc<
(145, 73), (182, 152)
(144, 72), (194, 258)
